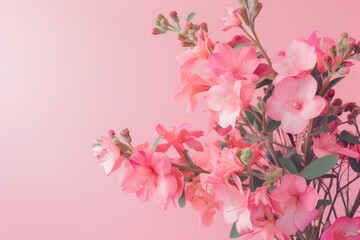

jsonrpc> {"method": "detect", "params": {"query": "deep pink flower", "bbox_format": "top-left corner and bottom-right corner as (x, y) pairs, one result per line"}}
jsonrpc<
(120, 148), (183, 210)
(214, 174), (253, 234)
(206, 73), (255, 128)
(155, 122), (204, 159)
(321, 216), (360, 240)
(221, 7), (242, 31)
(92, 131), (125, 176)
(272, 40), (317, 85)
(313, 133), (359, 159)
(270, 174), (318, 235)
(208, 43), (260, 80)
(266, 75), (325, 134)
(174, 71), (213, 113)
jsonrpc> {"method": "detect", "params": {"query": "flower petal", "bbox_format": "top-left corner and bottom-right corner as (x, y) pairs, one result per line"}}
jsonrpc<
(281, 111), (308, 134)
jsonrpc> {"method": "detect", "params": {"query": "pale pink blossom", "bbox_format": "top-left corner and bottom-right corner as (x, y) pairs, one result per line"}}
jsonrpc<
(208, 43), (260, 80)
(239, 219), (290, 240)
(270, 174), (318, 235)
(266, 75), (325, 134)
(155, 122), (204, 160)
(92, 130), (125, 176)
(312, 132), (359, 159)
(176, 29), (213, 73)
(120, 148), (183, 210)
(272, 40), (317, 85)
(174, 71), (213, 113)
(214, 174), (253, 234)
(185, 180), (218, 226)
(206, 73), (255, 128)
(320, 216), (360, 240)
(221, 7), (242, 31)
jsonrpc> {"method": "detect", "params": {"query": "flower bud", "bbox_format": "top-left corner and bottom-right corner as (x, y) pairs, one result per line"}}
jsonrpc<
(160, 18), (170, 27)
(108, 129), (115, 138)
(352, 106), (360, 116)
(177, 34), (188, 41)
(332, 98), (343, 107)
(323, 55), (332, 70)
(181, 41), (196, 48)
(329, 45), (337, 59)
(265, 167), (282, 185)
(338, 66), (350, 75)
(355, 42), (360, 54)
(152, 28), (164, 35)
(240, 147), (254, 165)
(347, 114), (356, 125)
(185, 22), (194, 30)
(200, 22), (208, 32)
(344, 102), (356, 112)
(169, 11), (179, 23)
(120, 128), (132, 145)
(346, 37), (356, 52)
(325, 89), (335, 102)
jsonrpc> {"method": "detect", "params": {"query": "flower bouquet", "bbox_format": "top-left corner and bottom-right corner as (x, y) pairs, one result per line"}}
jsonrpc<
(92, 0), (360, 239)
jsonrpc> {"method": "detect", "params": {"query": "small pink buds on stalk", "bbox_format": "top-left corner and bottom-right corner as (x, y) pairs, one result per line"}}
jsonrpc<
(120, 128), (132, 146)
(169, 11), (179, 23)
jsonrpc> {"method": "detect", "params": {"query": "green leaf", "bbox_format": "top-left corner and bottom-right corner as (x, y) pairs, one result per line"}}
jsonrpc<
(242, 134), (262, 144)
(338, 130), (360, 144)
(152, 136), (162, 152)
(256, 52), (263, 58)
(279, 157), (298, 174)
(178, 190), (186, 208)
(299, 154), (338, 180)
(219, 141), (227, 150)
(256, 78), (272, 89)
(323, 77), (345, 96)
(244, 109), (256, 124)
(186, 12), (196, 22)
(316, 199), (332, 209)
(229, 222), (241, 238)
(349, 157), (360, 173)
(266, 119), (281, 132)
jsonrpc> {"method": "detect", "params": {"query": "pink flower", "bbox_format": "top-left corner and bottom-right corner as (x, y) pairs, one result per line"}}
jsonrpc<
(299, 32), (335, 73)
(206, 74), (255, 128)
(270, 174), (318, 235)
(272, 40), (317, 85)
(176, 29), (213, 74)
(92, 130), (125, 176)
(239, 220), (290, 240)
(221, 7), (242, 31)
(207, 148), (245, 185)
(185, 180), (219, 226)
(313, 133), (359, 159)
(155, 122), (204, 160)
(120, 148), (183, 210)
(208, 43), (260, 80)
(266, 75), (325, 134)
(174, 71), (213, 113)
(321, 216), (360, 240)
(214, 174), (253, 234)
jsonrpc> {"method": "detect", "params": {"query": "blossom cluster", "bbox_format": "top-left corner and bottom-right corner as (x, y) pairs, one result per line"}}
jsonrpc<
(93, 1), (360, 239)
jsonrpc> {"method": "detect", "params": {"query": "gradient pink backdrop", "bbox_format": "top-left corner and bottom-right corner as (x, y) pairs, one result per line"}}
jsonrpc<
(0, 0), (359, 239)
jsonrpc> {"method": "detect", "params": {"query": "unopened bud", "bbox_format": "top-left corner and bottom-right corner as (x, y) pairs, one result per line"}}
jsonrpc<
(355, 42), (360, 54)
(120, 128), (132, 145)
(177, 34), (188, 41)
(181, 41), (196, 48)
(323, 55), (332, 70)
(265, 168), (282, 185)
(188, 29), (196, 39)
(200, 22), (208, 32)
(240, 147), (254, 165)
(108, 129), (115, 138)
(160, 18), (170, 27)
(185, 22), (194, 30)
(338, 66), (350, 75)
(325, 89), (335, 102)
(332, 98), (343, 107)
(352, 106), (360, 116)
(346, 37), (356, 53)
(344, 102), (356, 112)
(329, 45), (337, 59)
(347, 114), (356, 125)
(238, 7), (250, 26)
(157, 14), (166, 20)
(152, 28), (164, 35)
(356, 53), (360, 61)
(169, 11), (179, 23)
(340, 32), (349, 39)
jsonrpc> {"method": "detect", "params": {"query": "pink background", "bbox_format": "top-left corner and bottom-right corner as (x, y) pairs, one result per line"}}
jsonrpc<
(0, 0), (359, 239)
